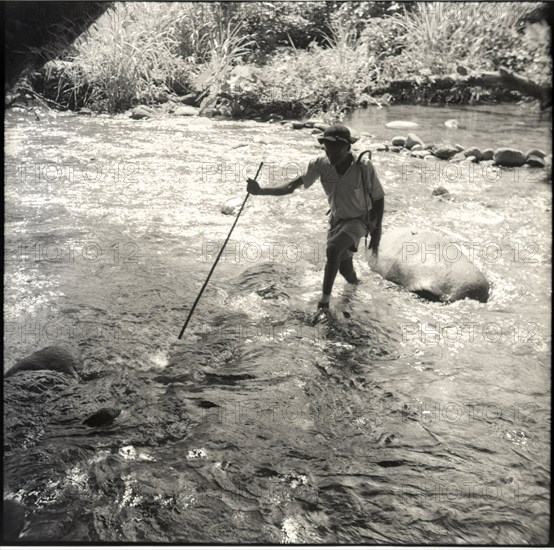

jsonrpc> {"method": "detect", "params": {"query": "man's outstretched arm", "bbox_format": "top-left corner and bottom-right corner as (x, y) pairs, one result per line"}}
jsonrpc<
(247, 176), (304, 196)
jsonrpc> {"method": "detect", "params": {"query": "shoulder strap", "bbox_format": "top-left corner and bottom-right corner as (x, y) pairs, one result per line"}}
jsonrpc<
(356, 150), (373, 203)
(356, 150), (376, 240)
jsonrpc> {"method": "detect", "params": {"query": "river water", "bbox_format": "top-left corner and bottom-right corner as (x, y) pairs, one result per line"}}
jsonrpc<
(4, 104), (551, 543)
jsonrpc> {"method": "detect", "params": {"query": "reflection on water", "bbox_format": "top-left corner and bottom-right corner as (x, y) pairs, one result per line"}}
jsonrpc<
(3, 104), (551, 543)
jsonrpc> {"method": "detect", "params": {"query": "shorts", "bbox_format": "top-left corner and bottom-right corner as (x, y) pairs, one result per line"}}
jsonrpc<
(327, 216), (368, 258)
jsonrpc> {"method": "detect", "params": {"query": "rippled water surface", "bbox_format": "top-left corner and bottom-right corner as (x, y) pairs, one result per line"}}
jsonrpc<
(4, 104), (551, 543)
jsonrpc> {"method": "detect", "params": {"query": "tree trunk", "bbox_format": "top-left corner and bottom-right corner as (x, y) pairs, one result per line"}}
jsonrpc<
(4, 1), (112, 92)
(459, 66), (552, 110)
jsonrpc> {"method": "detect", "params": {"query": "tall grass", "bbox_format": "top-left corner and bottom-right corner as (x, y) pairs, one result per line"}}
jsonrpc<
(193, 17), (255, 94)
(72, 3), (190, 111)
(387, 2), (543, 76)
(28, 1), (550, 113)
(262, 19), (382, 115)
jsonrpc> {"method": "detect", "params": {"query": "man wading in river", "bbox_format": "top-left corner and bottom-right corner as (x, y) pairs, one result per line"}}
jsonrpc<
(246, 123), (385, 317)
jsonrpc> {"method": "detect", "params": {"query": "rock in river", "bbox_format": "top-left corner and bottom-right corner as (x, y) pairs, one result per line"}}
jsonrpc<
(481, 148), (494, 161)
(405, 133), (424, 150)
(221, 197), (244, 215)
(434, 145), (459, 160)
(391, 136), (406, 147)
(493, 148), (526, 167)
(6, 346), (79, 379)
(370, 228), (490, 303)
(463, 147), (483, 161)
(385, 120), (420, 130)
(526, 155), (546, 168)
(83, 407), (121, 427)
(130, 106), (151, 120)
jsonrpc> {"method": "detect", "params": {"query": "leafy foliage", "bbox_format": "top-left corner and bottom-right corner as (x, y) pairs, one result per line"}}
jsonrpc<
(64, 3), (191, 111)
(26, 1), (552, 112)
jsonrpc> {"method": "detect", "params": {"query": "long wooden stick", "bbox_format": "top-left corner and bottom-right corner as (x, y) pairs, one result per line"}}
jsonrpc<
(178, 161), (264, 340)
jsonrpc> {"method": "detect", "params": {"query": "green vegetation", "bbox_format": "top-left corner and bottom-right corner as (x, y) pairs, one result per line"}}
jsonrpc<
(24, 1), (551, 115)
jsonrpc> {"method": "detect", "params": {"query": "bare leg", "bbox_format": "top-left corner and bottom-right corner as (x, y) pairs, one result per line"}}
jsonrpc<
(339, 256), (360, 284)
(321, 232), (356, 304)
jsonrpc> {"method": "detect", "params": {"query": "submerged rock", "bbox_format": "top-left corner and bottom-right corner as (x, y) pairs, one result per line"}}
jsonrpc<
(221, 197), (244, 215)
(3, 499), (26, 541)
(493, 148), (526, 167)
(432, 186), (452, 199)
(6, 346), (78, 379)
(370, 228), (490, 303)
(83, 407), (121, 427)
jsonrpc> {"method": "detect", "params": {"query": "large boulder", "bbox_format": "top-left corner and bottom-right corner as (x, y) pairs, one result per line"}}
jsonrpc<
(493, 148), (526, 167)
(6, 346), (79, 379)
(370, 228), (490, 303)
(4, 347), (81, 453)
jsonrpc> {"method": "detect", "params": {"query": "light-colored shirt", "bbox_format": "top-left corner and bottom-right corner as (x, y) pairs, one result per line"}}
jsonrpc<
(301, 155), (385, 219)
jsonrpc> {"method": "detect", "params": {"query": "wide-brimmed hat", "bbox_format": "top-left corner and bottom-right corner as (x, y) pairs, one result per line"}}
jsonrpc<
(317, 123), (358, 145)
